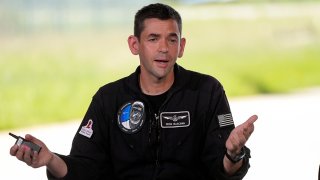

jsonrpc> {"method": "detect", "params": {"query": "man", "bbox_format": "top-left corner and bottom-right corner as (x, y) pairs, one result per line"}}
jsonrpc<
(10, 3), (257, 180)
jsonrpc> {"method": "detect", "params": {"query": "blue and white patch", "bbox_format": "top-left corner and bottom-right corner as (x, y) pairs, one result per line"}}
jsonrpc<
(79, 119), (94, 138)
(218, 113), (234, 127)
(160, 111), (190, 128)
(117, 101), (145, 134)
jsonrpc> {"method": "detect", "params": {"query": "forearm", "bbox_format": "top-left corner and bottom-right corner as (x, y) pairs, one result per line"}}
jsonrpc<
(46, 153), (68, 178)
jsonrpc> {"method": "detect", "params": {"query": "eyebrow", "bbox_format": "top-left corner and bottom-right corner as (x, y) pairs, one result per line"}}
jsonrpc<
(168, 32), (179, 38)
(148, 32), (179, 38)
(148, 33), (160, 38)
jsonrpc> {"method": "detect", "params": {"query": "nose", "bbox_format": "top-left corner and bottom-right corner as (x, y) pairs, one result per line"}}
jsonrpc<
(159, 39), (168, 53)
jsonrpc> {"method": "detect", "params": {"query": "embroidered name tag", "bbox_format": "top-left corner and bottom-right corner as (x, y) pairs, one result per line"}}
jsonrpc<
(160, 111), (190, 128)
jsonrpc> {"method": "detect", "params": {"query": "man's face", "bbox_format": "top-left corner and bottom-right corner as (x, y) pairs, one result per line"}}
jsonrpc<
(137, 18), (186, 80)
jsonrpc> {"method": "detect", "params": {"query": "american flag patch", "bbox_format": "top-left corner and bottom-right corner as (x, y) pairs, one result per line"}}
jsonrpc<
(218, 113), (234, 127)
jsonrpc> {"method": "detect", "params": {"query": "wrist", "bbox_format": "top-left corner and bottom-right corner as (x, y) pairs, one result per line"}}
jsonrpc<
(46, 153), (68, 178)
(225, 147), (246, 164)
(46, 151), (55, 166)
(226, 149), (241, 157)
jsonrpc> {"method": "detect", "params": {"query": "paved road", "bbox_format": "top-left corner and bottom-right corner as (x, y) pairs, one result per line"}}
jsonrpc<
(1, 88), (319, 180)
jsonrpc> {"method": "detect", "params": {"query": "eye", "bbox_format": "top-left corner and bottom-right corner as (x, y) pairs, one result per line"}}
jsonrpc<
(171, 39), (177, 42)
(169, 38), (178, 44)
(148, 37), (158, 42)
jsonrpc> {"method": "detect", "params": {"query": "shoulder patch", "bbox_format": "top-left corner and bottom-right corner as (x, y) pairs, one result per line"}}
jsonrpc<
(218, 113), (234, 127)
(79, 119), (94, 138)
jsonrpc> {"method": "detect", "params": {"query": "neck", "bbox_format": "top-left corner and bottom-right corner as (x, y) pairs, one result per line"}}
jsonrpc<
(139, 73), (174, 96)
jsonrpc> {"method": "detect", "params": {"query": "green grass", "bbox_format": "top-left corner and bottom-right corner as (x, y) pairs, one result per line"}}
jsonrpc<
(1, 3), (320, 130)
(179, 2), (320, 95)
(0, 30), (139, 130)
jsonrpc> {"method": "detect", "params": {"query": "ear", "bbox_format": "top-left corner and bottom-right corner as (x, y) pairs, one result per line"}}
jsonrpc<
(128, 35), (139, 55)
(178, 37), (186, 58)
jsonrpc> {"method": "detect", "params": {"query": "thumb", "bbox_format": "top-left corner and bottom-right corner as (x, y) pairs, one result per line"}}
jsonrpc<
(25, 134), (36, 141)
(24, 134), (43, 145)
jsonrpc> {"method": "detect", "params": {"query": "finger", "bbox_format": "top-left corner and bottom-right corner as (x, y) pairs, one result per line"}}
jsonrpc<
(245, 115), (258, 126)
(32, 151), (39, 163)
(15, 145), (26, 161)
(226, 128), (246, 152)
(10, 144), (19, 156)
(242, 125), (254, 139)
(30, 151), (40, 168)
(241, 116), (257, 131)
(243, 115), (258, 133)
(231, 138), (243, 152)
(23, 145), (33, 165)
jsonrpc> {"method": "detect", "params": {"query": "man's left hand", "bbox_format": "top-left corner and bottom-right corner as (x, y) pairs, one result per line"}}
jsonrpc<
(226, 115), (258, 156)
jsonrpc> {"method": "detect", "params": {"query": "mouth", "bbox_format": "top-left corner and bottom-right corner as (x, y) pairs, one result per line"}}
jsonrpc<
(155, 59), (169, 63)
(154, 59), (169, 67)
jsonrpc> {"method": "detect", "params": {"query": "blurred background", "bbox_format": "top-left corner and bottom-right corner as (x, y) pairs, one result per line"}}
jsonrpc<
(1, 0), (320, 179)
(1, 0), (320, 130)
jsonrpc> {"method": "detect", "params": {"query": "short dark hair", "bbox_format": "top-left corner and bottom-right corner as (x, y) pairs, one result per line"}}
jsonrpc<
(134, 3), (182, 39)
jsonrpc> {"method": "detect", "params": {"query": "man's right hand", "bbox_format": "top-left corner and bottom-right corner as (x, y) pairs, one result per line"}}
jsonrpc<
(9, 134), (54, 168)
(9, 134), (68, 178)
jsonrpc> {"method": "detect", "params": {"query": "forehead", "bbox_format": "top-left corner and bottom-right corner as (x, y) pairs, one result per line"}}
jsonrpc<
(141, 18), (180, 36)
